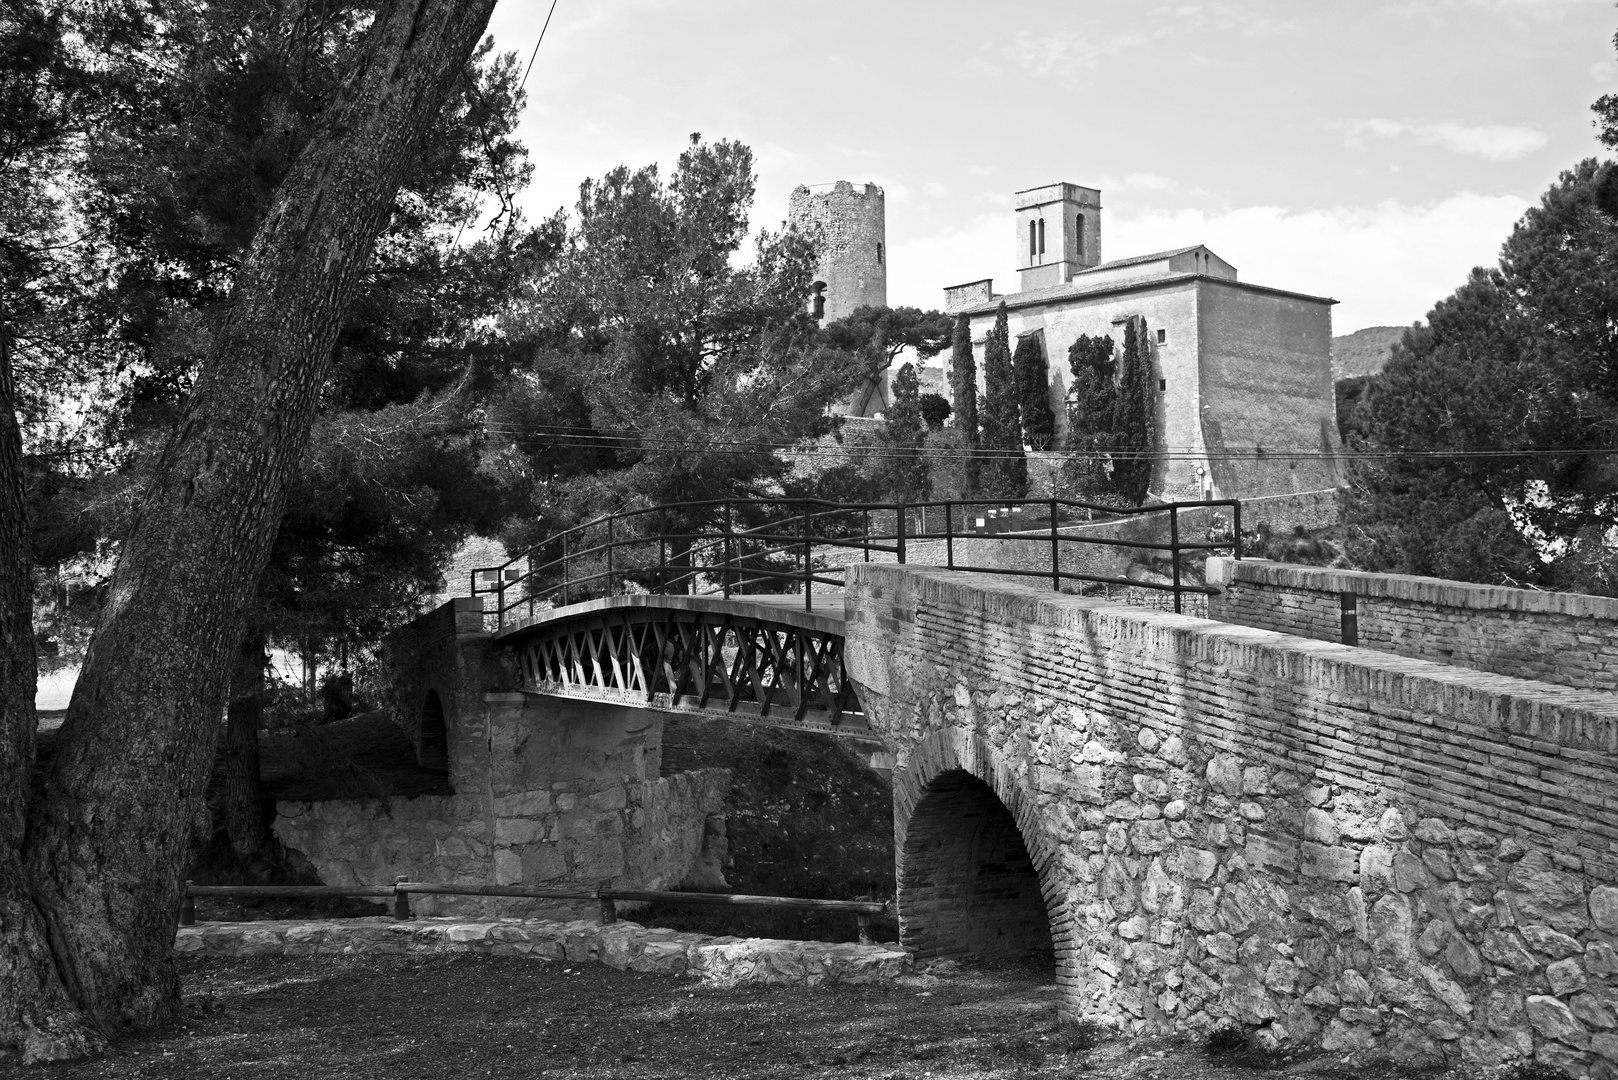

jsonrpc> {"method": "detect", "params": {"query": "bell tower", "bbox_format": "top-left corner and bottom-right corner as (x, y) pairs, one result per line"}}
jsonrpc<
(1016, 183), (1101, 291)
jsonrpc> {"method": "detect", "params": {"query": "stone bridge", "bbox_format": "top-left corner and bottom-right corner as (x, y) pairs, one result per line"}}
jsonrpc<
(275, 558), (1618, 1076)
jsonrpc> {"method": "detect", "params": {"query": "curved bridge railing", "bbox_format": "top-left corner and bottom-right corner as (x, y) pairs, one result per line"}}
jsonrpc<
(472, 496), (1242, 630)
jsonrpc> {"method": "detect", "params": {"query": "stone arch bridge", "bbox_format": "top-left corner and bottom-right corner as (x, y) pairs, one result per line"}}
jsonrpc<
(275, 500), (1618, 1076)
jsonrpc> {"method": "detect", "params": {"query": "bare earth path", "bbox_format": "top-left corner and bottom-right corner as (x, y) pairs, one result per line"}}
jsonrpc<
(0, 954), (1458, 1080)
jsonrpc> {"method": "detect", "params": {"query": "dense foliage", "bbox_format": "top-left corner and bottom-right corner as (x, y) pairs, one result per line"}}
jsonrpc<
(1013, 331), (1056, 451)
(875, 362), (928, 503)
(1344, 159), (1618, 592)
(978, 303), (1027, 498)
(492, 136), (866, 551)
(947, 315), (980, 495)
(1059, 325), (1157, 506)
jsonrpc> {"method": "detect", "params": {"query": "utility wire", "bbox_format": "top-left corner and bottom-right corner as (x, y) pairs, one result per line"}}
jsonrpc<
(519, 0), (559, 93)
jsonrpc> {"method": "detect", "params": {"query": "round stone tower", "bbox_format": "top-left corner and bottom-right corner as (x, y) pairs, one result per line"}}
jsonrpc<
(788, 181), (887, 325)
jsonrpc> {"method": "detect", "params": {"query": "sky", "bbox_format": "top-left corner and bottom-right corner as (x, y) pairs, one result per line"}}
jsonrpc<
(484, 0), (1617, 335)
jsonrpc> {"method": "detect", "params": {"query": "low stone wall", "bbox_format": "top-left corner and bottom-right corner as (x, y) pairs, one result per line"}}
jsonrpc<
(845, 564), (1618, 1076)
(1208, 558), (1618, 691)
(274, 768), (730, 918)
(176, 917), (911, 987)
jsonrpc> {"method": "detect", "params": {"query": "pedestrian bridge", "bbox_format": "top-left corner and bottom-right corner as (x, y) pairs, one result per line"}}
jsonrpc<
(329, 497), (1618, 1073)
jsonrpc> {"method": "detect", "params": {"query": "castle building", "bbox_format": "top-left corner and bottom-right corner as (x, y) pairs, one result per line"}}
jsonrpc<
(945, 182), (1342, 505)
(789, 180), (890, 416)
(788, 181), (887, 326)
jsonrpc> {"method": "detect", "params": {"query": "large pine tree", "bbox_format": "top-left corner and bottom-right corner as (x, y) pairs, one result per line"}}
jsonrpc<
(1061, 333), (1117, 501)
(979, 302), (1028, 498)
(878, 362), (928, 503)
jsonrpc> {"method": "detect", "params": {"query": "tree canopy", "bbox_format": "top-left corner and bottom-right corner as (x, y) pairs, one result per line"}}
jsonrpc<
(1345, 159), (1618, 592)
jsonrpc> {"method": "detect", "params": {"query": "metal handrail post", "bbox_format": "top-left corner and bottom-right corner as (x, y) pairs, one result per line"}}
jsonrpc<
(606, 515), (615, 597)
(896, 503), (907, 565)
(1233, 500), (1244, 560)
(801, 499), (812, 611)
(562, 530), (570, 607)
(658, 535), (667, 594)
(1049, 498), (1060, 592)
(1170, 507), (1182, 614)
(863, 509), (870, 563)
(722, 502), (732, 600)
(497, 574), (507, 632)
(945, 500), (953, 569)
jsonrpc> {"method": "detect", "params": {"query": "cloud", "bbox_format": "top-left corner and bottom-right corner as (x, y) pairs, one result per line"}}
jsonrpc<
(887, 192), (1531, 334)
(923, 182), (949, 198)
(1344, 118), (1548, 160)
(1122, 172), (1179, 192)
(1593, 60), (1618, 84)
(1003, 29), (1153, 77)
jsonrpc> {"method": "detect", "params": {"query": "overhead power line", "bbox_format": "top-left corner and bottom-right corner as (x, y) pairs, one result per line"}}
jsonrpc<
(519, 0), (559, 93)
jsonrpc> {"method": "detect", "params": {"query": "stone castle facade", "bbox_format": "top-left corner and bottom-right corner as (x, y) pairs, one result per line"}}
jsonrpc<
(946, 183), (1342, 507)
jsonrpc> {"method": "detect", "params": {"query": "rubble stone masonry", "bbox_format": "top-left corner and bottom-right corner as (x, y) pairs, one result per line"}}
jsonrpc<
(843, 563), (1618, 1076)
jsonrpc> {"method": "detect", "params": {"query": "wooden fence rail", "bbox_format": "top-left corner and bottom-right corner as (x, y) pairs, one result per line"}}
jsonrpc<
(182, 880), (891, 944)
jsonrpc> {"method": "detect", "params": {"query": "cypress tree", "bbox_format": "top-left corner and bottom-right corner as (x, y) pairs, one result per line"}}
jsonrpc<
(1013, 331), (1057, 451)
(1061, 333), (1117, 501)
(948, 314), (980, 495)
(879, 362), (928, 503)
(1114, 316), (1159, 504)
(979, 302), (1028, 498)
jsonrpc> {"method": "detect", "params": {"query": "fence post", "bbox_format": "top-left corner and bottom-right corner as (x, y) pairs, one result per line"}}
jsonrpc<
(496, 574), (506, 633)
(896, 503), (907, 565)
(606, 515), (615, 597)
(393, 877), (412, 921)
(1233, 500), (1244, 560)
(180, 881), (195, 927)
(945, 501), (953, 569)
(598, 896), (617, 924)
(659, 535), (667, 593)
(561, 530), (570, 607)
(722, 502), (732, 600)
(1169, 507), (1182, 615)
(802, 500), (812, 611)
(1049, 499), (1060, 592)
(863, 509), (870, 563)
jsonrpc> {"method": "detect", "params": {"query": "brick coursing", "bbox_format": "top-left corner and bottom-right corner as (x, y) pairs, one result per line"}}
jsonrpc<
(1208, 558), (1618, 692)
(845, 564), (1618, 1074)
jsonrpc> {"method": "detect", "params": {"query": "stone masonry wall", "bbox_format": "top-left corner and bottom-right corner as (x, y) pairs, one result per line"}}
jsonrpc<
(844, 564), (1618, 1076)
(1207, 558), (1618, 692)
(275, 767), (730, 918)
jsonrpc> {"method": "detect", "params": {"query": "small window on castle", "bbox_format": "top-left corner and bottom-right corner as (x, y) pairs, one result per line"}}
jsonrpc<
(1159, 378), (1167, 392)
(877, 242), (883, 265)
(1156, 328), (1167, 345)
(1037, 218), (1046, 257)
(1029, 221), (1037, 262)
(1076, 214), (1085, 258)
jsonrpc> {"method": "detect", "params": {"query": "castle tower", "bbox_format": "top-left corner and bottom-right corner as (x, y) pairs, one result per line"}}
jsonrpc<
(1016, 183), (1101, 291)
(788, 181), (886, 324)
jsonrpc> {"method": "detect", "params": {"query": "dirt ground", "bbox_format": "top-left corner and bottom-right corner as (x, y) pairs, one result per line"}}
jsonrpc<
(5, 953), (1461, 1080)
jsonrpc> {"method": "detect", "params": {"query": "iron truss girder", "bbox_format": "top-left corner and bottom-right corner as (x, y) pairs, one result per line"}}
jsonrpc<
(507, 607), (868, 735)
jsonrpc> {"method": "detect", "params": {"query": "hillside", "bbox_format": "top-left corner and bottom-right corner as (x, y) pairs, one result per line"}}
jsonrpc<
(1331, 325), (1406, 381)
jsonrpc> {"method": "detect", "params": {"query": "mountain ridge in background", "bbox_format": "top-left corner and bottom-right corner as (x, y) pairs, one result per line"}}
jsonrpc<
(1331, 325), (1406, 381)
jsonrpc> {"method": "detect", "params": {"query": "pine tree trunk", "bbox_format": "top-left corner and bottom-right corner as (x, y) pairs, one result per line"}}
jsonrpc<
(222, 630), (272, 869)
(0, 328), (104, 1062)
(2, 0), (497, 1057)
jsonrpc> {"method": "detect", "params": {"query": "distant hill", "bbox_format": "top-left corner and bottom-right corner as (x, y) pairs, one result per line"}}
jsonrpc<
(1332, 326), (1406, 381)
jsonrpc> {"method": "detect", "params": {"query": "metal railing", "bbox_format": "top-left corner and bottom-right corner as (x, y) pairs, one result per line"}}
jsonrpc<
(182, 879), (890, 943)
(473, 496), (1242, 628)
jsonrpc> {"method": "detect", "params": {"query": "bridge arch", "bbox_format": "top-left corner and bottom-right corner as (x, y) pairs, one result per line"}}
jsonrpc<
(893, 727), (1074, 976)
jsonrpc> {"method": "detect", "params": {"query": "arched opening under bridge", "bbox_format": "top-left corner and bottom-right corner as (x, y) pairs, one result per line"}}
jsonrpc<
(898, 768), (1054, 962)
(418, 689), (449, 772)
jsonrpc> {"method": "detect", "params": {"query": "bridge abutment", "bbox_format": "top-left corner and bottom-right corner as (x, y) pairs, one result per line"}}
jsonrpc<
(847, 563), (1618, 1075)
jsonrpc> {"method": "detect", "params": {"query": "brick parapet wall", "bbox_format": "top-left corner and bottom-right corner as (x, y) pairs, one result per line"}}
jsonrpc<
(1207, 558), (1618, 692)
(845, 563), (1618, 1074)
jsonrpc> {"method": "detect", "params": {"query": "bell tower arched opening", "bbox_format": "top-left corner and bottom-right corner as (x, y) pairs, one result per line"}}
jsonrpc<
(898, 768), (1054, 962)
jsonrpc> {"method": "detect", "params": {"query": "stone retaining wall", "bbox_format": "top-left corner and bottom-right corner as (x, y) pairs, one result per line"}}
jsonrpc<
(844, 564), (1618, 1076)
(176, 917), (910, 987)
(275, 768), (730, 918)
(1207, 558), (1618, 691)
